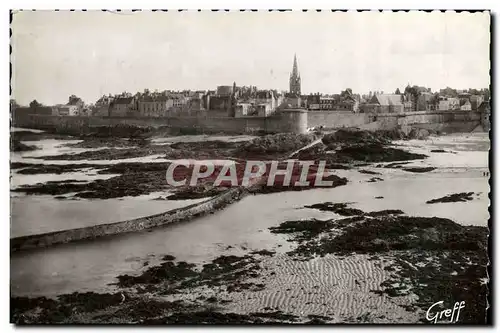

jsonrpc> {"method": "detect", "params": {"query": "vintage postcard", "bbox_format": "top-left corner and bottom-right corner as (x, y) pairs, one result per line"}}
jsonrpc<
(10, 10), (490, 325)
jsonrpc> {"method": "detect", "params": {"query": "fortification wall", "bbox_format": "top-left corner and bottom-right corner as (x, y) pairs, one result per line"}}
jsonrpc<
(410, 121), (481, 133)
(307, 111), (369, 129)
(205, 110), (228, 118)
(13, 114), (256, 135)
(12, 109), (485, 136)
(275, 109), (308, 133)
(12, 112), (306, 135)
(245, 117), (267, 133)
(373, 110), (482, 132)
(11, 188), (246, 252)
(13, 114), (171, 134)
(372, 114), (400, 130)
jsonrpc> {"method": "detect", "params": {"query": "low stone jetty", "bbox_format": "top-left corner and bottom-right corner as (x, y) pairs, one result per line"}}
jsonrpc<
(11, 187), (246, 253)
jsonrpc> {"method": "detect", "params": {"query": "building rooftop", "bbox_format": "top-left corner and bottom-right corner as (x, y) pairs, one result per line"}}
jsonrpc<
(372, 94), (403, 106)
(256, 90), (275, 99)
(141, 96), (171, 102)
(114, 97), (134, 105)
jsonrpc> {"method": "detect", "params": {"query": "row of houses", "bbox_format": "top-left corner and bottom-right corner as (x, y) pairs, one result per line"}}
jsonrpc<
(44, 83), (489, 119)
(89, 86), (283, 118)
(360, 92), (487, 114)
(234, 91), (284, 117)
(435, 94), (484, 111)
(55, 94), (202, 117)
(206, 84), (289, 118)
(305, 93), (359, 112)
(52, 95), (87, 116)
(90, 92), (194, 118)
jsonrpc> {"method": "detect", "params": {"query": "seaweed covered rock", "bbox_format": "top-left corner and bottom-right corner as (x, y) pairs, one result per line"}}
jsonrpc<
(11, 140), (38, 152)
(291, 129), (427, 164)
(115, 254), (265, 295)
(334, 145), (427, 163)
(83, 124), (154, 138)
(271, 212), (487, 257)
(426, 192), (475, 204)
(11, 292), (125, 324)
(236, 133), (316, 159)
(407, 128), (430, 140)
(322, 129), (392, 147)
(144, 310), (300, 325)
(402, 167), (436, 173)
(304, 202), (364, 216)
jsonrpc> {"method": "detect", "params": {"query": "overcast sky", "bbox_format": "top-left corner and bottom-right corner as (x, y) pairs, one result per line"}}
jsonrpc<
(11, 10), (490, 105)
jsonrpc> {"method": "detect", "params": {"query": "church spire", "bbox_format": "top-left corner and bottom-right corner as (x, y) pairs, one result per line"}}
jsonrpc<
(289, 53), (301, 95)
(292, 53), (299, 77)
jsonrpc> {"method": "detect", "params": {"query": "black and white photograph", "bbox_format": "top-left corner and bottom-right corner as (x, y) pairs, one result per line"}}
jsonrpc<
(9, 9), (491, 325)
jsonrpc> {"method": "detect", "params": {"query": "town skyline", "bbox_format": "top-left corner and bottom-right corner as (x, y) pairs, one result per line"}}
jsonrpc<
(11, 10), (490, 106)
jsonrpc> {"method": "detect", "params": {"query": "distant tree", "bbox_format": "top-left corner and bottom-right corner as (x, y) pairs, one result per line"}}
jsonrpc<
(395, 88), (401, 95)
(468, 88), (481, 95)
(483, 88), (490, 101)
(429, 93), (440, 110)
(441, 87), (458, 97)
(143, 89), (150, 95)
(29, 99), (41, 109)
(368, 91), (373, 98)
(404, 85), (421, 111)
(10, 99), (19, 109)
(340, 88), (353, 100)
(68, 95), (82, 105)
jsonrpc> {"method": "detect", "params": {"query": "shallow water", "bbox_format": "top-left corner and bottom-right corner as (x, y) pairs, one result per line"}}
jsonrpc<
(10, 132), (490, 297)
(11, 127), (46, 133)
(10, 193), (208, 238)
(11, 137), (237, 166)
(10, 168), (120, 189)
(10, 137), (237, 238)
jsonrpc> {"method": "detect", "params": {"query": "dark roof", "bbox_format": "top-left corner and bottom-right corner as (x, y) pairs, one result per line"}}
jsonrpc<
(256, 90), (275, 99)
(210, 95), (232, 100)
(114, 97), (134, 104)
(337, 99), (356, 105)
(96, 96), (111, 104)
(371, 94), (403, 106)
(307, 94), (320, 103)
(141, 96), (171, 102)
